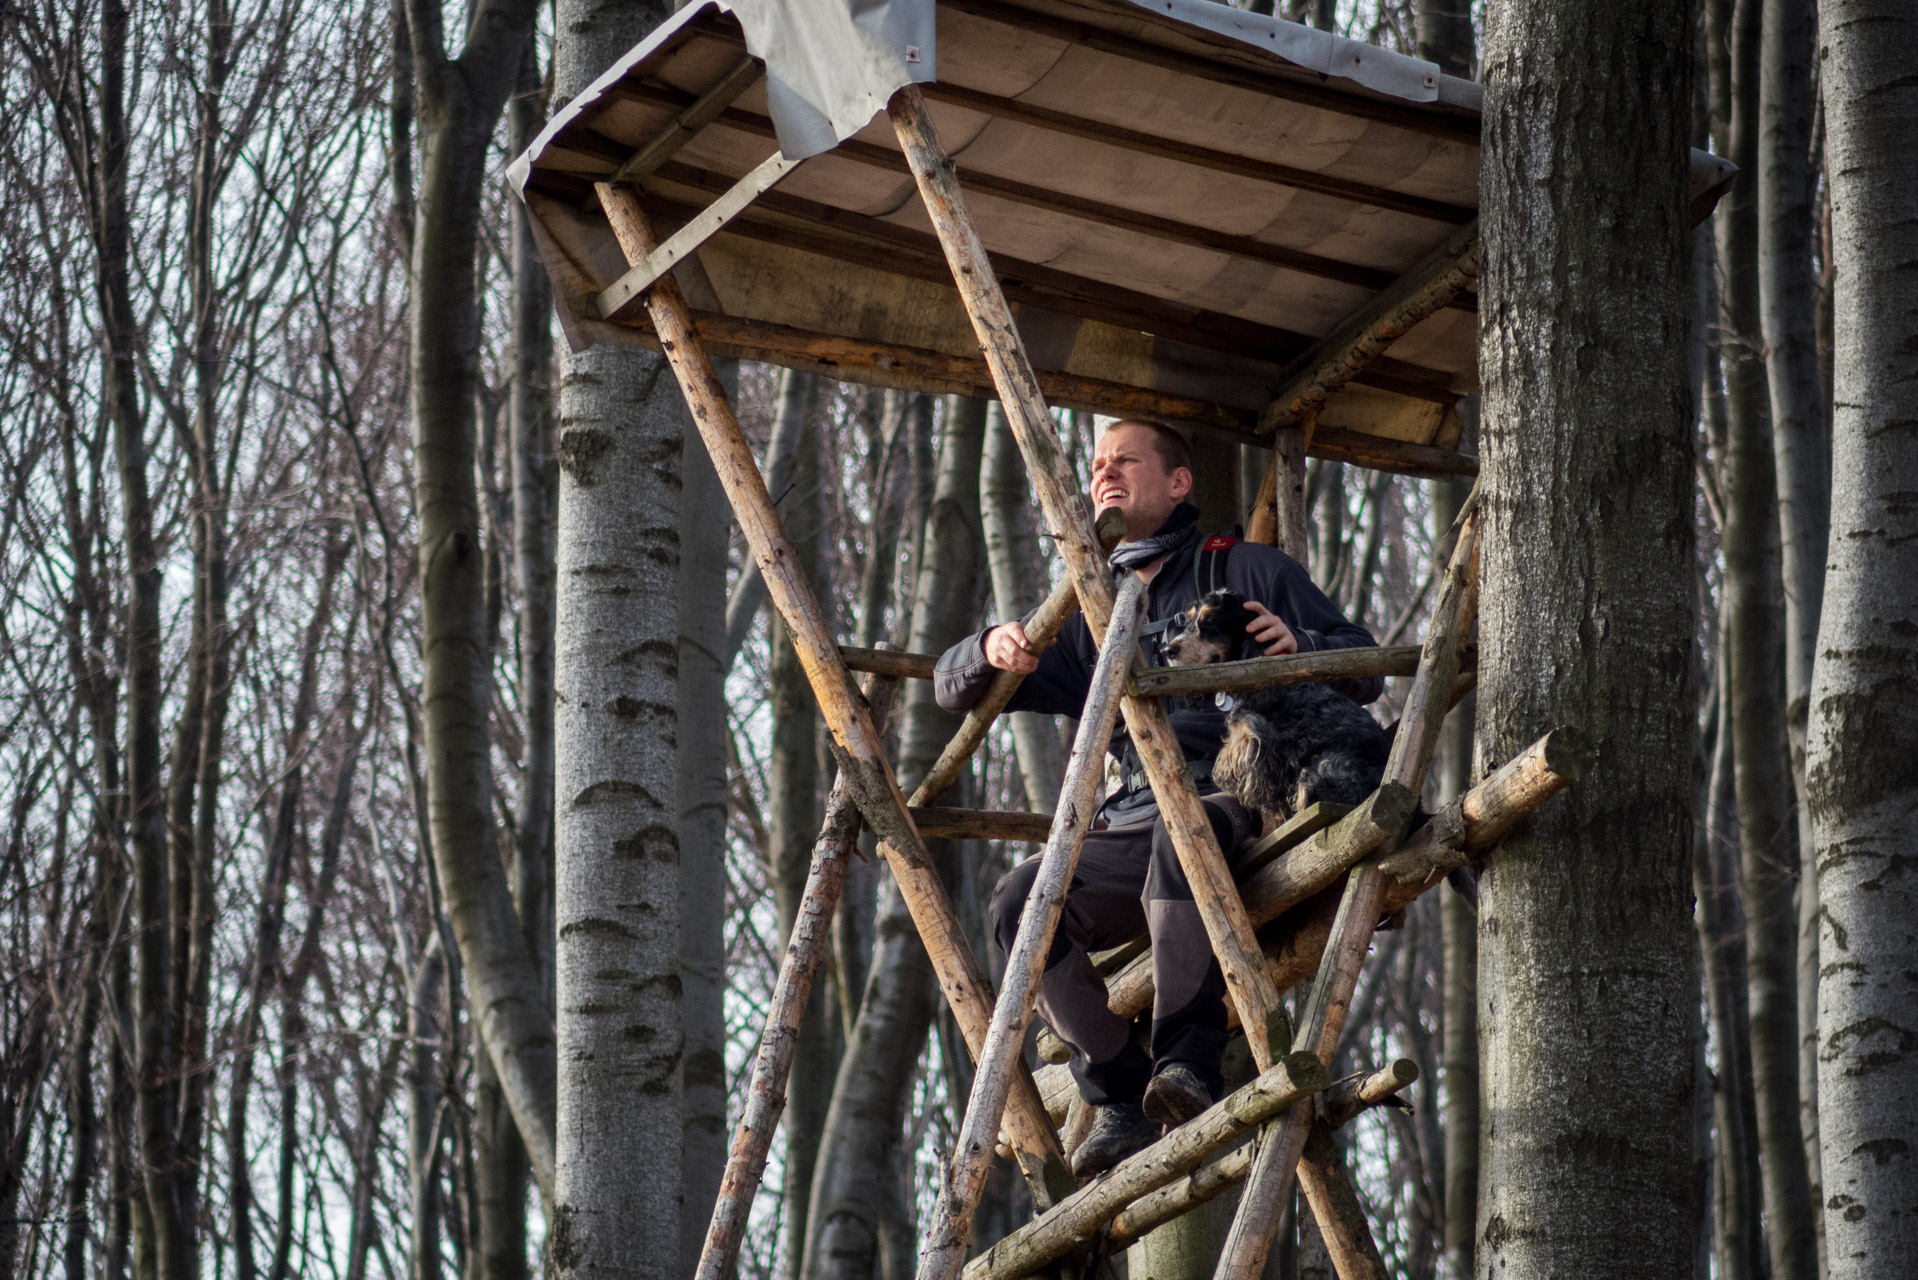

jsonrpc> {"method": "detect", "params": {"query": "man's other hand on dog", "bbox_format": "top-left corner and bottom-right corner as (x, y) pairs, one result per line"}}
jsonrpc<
(981, 422), (1295, 673)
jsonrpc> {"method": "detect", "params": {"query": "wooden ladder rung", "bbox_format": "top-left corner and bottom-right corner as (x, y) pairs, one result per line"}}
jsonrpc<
(908, 806), (1053, 843)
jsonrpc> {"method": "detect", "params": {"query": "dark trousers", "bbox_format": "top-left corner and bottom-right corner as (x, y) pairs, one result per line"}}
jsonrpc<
(990, 792), (1253, 1106)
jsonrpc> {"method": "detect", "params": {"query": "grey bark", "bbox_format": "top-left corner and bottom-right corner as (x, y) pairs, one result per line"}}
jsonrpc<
(1757, 0), (1831, 1255)
(550, 0), (686, 1272)
(408, 940), (447, 1280)
(1476, 3), (1699, 1278)
(803, 396), (991, 1280)
(1434, 458), (1477, 1280)
(678, 363), (734, 1278)
(471, 50), (553, 1280)
(509, 39), (559, 1044)
(770, 398), (835, 1277)
(1700, 640), (1763, 1280)
(1808, 8), (1918, 1276)
(1711, 2), (1821, 1270)
(402, 0), (555, 1195)
(981, 403), (1064, 813)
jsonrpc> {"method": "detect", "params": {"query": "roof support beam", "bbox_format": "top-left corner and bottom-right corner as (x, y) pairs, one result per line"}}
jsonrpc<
(594, 150), (801, 318)
(1259, 219), (1481, 432)
(604, 54), (761, 186)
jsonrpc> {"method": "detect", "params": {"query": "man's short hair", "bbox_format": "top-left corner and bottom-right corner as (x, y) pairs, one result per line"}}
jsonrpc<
(1106, 418), (1193, 476)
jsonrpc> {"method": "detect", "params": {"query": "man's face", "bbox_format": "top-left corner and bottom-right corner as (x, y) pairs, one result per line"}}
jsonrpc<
(1091, 424), (1192, 540)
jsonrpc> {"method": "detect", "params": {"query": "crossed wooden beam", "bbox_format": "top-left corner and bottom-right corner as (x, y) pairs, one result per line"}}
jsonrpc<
(580, 70), (1576, 1280)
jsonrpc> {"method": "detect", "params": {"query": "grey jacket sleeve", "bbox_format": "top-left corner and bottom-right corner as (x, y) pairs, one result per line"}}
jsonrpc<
(933, 628), (999, 713)
(933, 616), (1096, 717)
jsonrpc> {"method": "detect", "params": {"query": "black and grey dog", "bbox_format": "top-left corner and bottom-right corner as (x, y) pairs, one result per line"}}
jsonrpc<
(1161, 590), (1391, 818)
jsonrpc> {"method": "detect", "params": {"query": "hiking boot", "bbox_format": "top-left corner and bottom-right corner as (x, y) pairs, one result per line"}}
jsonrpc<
(1143, 1064), (1217, 1128)
(1069, 1101), (1158, 1179)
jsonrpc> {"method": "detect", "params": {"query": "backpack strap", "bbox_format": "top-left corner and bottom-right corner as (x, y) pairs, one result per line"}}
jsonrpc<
(1193, 533), (1240, 598)
(1138, 531), (1242, 669)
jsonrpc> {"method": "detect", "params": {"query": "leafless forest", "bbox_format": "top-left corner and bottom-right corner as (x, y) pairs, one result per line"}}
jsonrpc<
(0, 1), (1912, 1280)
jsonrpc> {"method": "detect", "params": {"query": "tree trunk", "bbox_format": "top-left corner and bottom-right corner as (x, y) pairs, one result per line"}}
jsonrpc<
(469, 43), (552, 1280)
(91, 0), (190, 1269)
(771, 393), (836, 1277)
(803, 397), (991, 1280)
(509, 36), (558, 1052)
(1809, 8), (1918, 1275)
(1756, 0), (1831, 1260)
(404, 0), (554, 1193)
(1416, 0), (1475, 78)
(408, 940), (447, 1280)
(981, 403), (1064, 813)
(1434, 473), (1478, 1280)
(679, 362), (734, 1278)
(1699, 640), (1763, 1280)
(1709, 2), (1823, 1270)
(547, 1), (688, 1274)
(1476, 4), (1698, 1279)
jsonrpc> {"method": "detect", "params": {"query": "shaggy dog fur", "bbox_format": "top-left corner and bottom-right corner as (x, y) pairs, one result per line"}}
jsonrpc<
(1162, 591), (1391, 818)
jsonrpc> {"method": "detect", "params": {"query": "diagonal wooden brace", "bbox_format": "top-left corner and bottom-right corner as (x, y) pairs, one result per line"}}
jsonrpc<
(917, 573), (1150, 1280)
(887, 84), (1288, 1071)
(1213, 492), (1481, 1280)
(594, 184), (1072, 1210)
(1213, 862), (1387, 1280)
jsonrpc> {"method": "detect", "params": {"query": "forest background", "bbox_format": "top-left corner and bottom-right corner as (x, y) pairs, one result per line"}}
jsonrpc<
(0, 0), (1910, 1280)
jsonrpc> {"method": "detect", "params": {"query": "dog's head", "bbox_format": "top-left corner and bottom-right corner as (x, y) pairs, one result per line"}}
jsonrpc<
(1161, 590), (1252, 667)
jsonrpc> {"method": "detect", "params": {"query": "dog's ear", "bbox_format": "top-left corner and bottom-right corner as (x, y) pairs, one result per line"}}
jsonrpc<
(1200, 590), (1251, 635)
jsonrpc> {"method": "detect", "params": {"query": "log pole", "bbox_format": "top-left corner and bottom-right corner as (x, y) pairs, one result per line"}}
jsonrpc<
(1214, 863), (1388, 1280)
(1105, 1059), (1418, 1251)
(693, 672), (898, 1280)
(1247, 416), (1314, 561)
(594, 185), (1071, 1215)
(917, 574), (1149, 1280)
(1381, 499), (1480, 799)
(960, 1052), (1330, 1280)
(1127, 644), (1439, 698)
(888, 83), (1287, 1071)
(1258, 221), (1480, 435)
(1296, 1122), (1389, 1280)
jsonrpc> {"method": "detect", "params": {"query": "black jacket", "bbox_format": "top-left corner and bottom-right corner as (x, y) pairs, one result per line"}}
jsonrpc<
(933, 525), (1382, 814)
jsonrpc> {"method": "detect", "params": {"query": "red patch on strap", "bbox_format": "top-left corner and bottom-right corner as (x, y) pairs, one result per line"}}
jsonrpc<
(1202, 536), (1239, 551)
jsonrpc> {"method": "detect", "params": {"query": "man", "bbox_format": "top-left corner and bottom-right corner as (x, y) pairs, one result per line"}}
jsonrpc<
(933, 419), (1382, 1176)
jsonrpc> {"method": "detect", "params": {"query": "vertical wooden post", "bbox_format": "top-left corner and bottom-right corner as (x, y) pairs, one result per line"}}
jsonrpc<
(1213, 865), (1386, 1280)
(887, 85), (1287, 1070)
(1246, 416), (1314, 562)
(917, 574), (1149, 1280)
(593, 184), (1071, 1206)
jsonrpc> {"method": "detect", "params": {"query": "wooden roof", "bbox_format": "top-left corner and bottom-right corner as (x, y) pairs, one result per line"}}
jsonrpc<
(512, 0), (1733, 477)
